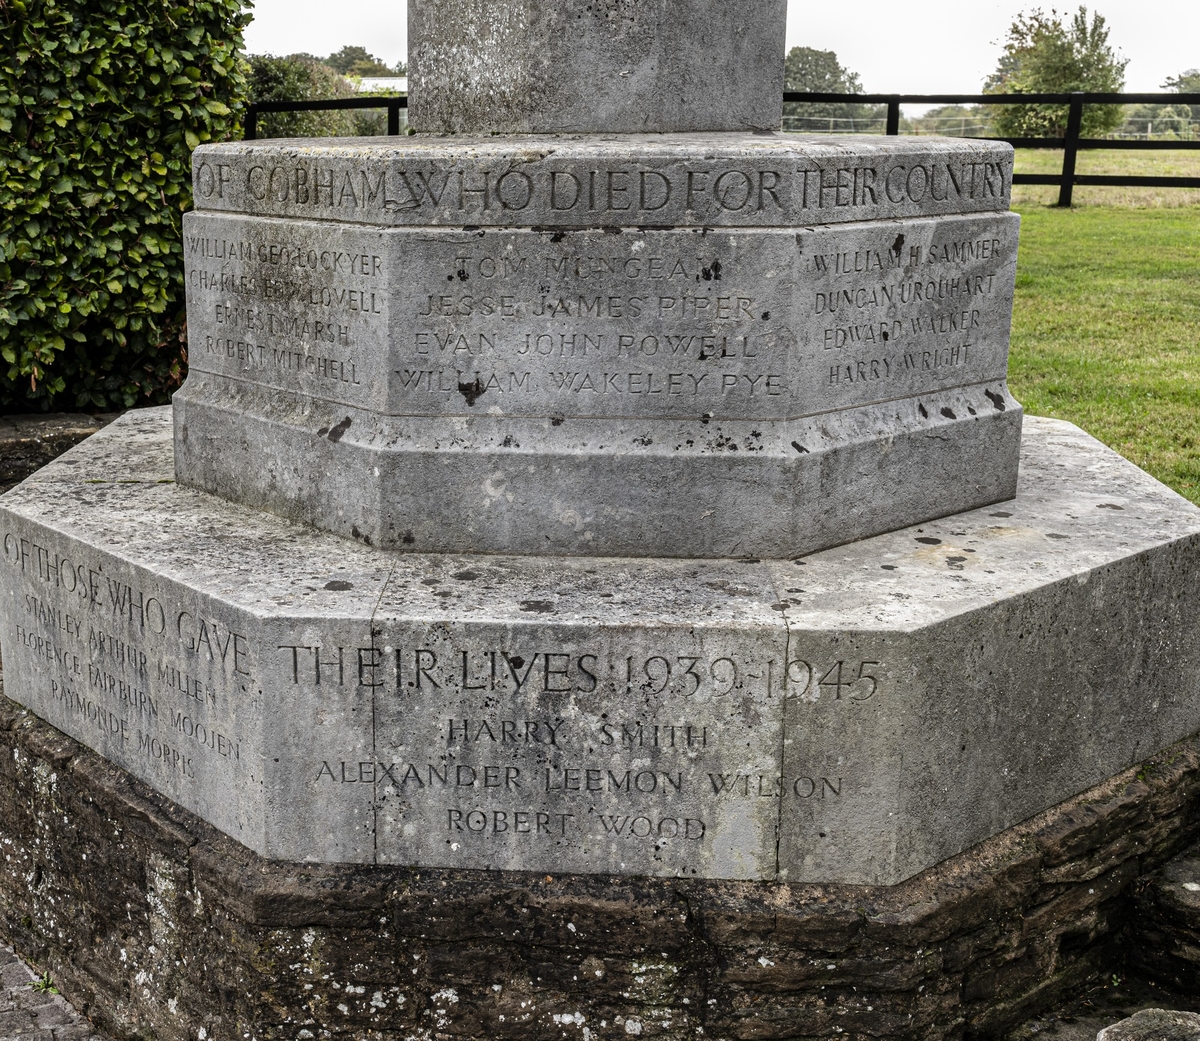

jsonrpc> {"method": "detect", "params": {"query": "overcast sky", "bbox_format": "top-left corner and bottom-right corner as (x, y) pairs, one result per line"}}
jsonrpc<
(242, 0), (1198, 95)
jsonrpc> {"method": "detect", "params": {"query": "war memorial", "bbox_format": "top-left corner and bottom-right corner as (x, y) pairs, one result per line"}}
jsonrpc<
(0, 1), (1198, 1037)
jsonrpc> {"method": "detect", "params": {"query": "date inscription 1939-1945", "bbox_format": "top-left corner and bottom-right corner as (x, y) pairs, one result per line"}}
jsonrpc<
(274, 643), (881, 703)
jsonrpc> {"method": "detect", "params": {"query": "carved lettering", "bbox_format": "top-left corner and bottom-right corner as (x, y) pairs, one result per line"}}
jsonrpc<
(708, 773), (843, 798)
(447, 809), (574, 836)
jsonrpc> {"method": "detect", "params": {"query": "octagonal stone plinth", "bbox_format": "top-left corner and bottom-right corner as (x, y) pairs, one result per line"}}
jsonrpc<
(180, 134), (1023, 558)
(1, 409), (1197, 885)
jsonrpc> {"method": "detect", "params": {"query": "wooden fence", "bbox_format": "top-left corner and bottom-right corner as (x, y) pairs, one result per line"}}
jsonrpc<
(243, 91), (1200, 207)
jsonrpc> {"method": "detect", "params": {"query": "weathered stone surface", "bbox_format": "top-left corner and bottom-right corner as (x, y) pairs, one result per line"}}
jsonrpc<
(177, 205), (1021, 556)
(407, 0), (786, 134)
(183, 130), (1018, 559)
(1097, 1010), (1200, 1041)
(190, 135), (1013, 227)
(2, 409), (1199, 883)
(3, 687), (1200, 1041)
(182, 212), (1018, 419)
(173, 377), (1022, 558)
(367, 555), (784, 878)
(0, 413), (116, 492)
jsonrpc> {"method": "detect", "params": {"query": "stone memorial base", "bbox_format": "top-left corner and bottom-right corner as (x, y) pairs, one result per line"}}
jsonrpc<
(181, 134), (1023, 558)
(1, 409), (1199, 889)
(2, 692), (1199, 1041)
(174, 369), (1023, 561)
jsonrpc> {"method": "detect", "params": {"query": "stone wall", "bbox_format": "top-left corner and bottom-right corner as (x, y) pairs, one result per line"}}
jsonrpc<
(1128, 844), (1200, 992)
(2, 687), (1199, 1041)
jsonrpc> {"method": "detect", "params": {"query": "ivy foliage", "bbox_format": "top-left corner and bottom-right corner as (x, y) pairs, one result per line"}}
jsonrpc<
(0, 0), (250, 412)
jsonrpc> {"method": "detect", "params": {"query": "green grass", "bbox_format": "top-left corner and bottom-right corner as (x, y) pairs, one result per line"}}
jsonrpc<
(1009, 203), (1200, 504)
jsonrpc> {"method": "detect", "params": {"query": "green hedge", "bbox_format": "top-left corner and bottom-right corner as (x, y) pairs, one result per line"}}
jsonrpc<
(0, 0), (249, 412)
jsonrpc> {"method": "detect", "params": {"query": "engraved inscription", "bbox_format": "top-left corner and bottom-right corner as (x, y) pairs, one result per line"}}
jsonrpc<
(278, 643), (786, 699)
(193, 152), (1013, 227)
(286, 636), (865, 869)
(394, 234), (789, 419)
(797, 217), (1019, 409)
(184, 209), (1017, 423)
(183, 226), (388, 407)
(2, 534), (256, 787)
(0, 522), (914, 878)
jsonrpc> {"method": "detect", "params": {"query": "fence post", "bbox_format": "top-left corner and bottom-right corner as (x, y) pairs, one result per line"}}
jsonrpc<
(245, 106), (258, 141)
(388, 99), (400, 136)
(886, 96), (900, 136)
(1057, 92), (1084, 207)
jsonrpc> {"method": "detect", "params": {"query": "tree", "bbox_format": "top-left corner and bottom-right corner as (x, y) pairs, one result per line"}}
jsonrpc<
(1116, 104), (1192, 140)
(911, 105), (994, 138)
(784, 47), (863, 95)
(782, 47), (884, 134)
(1163, 70), (1200, 93)
(324, 45), (392, 77)
(1116, 69), (1200, 140)
(985, 7), (1127, 138)
(247, 55), (358, 138)
(1163, 69), (1200, 123)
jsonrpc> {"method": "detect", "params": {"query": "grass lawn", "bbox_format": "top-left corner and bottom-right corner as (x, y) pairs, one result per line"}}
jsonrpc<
(1008, 202), (1200, 505)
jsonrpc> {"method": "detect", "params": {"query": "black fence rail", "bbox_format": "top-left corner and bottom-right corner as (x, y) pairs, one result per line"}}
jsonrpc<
(244, 91), (1200, 207)
(785, 92), (1200, 206)
(245, 95), (409, 139)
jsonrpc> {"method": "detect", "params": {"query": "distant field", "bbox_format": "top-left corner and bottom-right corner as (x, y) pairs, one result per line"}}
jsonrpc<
(1012, 147), (1200, 207)
(1008, 204), (1200, 504)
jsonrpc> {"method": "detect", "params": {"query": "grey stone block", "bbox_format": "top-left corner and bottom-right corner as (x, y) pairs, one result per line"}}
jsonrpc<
(181, 211), (1019, 419)
(174, 378), (1023, 559)
(1097, 1010), (1200, 1041)
(1, 409), (1198, 884)
(407, 0), (787, 135)
(31, 1002), (76, 1029)
(368, 554), (785, 878)
(177, 205), (1022, 557)
(190, 135), (1013, 228)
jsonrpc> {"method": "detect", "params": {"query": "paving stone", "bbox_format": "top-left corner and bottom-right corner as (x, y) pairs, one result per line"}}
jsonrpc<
(0, 948), (113, 1041)
(32, 1003), (78, 1029)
